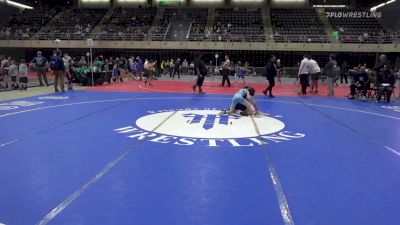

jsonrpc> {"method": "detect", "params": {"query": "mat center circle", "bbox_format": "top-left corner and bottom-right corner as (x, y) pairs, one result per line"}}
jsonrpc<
(135, 110), (286, 138)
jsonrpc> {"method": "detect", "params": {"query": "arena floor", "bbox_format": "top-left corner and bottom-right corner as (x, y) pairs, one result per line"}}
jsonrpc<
(0, 81), (399, 225)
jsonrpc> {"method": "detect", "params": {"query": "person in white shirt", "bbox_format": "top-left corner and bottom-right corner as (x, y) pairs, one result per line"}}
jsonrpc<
(309, 58), (321, 93)
(182, 59), (189, 74)
(63, 53), (73, 90)
(169, 59), (174, 77)
(143, 59), (149, 78)
(298, 54), (311, 94)
(220, 55), (231, 87)
(8, 59), (18, 89)
(1, 56), (10, 89)
(144, 59), (156, 86)
(18, 59), (28, 91)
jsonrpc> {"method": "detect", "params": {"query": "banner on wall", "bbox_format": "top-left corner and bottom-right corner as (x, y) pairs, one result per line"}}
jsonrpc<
(158, 0), (183, 6)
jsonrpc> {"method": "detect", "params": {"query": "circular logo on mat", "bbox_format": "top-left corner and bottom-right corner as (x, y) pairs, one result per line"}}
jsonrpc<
(135, 110), (285, 139)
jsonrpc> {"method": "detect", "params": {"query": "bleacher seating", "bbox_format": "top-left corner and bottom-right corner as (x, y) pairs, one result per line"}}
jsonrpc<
(0, 6), (398, 45)
(0, 8), (57, 40)
(213, 8), (265, 42)
(326, 9), (391, 43)
(150, 8), (208, 41)
(97, 7), (157, 40)
(40, 8), (107, 40)
(188, 9), (208, 41)
(270, 8), (328, 43)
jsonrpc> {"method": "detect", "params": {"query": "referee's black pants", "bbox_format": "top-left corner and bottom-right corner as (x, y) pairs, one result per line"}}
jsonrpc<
(299, 74), (309, 94)
(221, 69), (231, 87)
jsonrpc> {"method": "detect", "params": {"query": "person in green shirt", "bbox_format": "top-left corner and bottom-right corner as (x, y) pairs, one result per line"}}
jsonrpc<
(332, 30), (340, 42)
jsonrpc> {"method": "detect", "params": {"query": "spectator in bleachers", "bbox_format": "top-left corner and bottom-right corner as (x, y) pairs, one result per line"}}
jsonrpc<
(332, 30), (340, 43)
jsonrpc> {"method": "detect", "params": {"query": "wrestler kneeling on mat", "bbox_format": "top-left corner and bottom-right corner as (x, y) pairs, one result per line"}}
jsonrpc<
(220, 86), (259, 116)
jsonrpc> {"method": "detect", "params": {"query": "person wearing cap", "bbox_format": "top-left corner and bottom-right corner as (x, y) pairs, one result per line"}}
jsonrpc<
(31, 51), (49, 86)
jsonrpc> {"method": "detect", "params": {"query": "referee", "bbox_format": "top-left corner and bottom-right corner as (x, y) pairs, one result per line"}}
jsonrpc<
(220, 55), (231, 87)
(263, 55), (277, 98)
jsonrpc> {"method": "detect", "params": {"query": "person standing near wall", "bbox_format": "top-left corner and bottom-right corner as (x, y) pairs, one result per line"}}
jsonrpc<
(192, 54), (207, 94)
(50, 50), (65, 92)
(173, 58), (181, 79)
(324, 53), (338, 96)
(1, 55), (10, 89)
(263, 55), (277, 98)
(31, 51), (49, 86)
(276, 59), (284, 84)
(298, 54), (311, 95)
(309, 57), (321, 93)
(63, 53), (74, 90)
(18, 59), (28, 91)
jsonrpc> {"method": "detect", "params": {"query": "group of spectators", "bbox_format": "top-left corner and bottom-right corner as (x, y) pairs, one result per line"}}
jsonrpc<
(212, 8), (264, 42)
(0, 50), (75, 92)
(98, 7), (156, 40)
(261, 53), (399, 102)
(2, 50), (399, 103)
(0, 8), (58, 40)
(0, 55), (29, 90)
(346, 54), (398, 102)
(331, 28), (399, 43)
(40, 8), (107, 40)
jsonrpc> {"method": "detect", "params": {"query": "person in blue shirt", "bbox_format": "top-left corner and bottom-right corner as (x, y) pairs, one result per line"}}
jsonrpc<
(50, 50), (65, 92)
(113, 64), (122, 82)
(137, 57), (144, 81)
(220, 87), (258, 116)
(237, 61), (251, 84)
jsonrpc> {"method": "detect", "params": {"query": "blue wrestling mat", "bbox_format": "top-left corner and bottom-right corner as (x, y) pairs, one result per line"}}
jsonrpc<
(0, 90), (399, 225)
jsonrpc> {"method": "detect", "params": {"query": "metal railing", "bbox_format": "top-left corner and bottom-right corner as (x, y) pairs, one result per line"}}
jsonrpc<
(0, 32), (399, 44)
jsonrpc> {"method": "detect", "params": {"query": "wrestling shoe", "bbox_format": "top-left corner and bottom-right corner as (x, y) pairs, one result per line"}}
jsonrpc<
(240, 111), (249, 116)
(218, 110), (227, 116)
